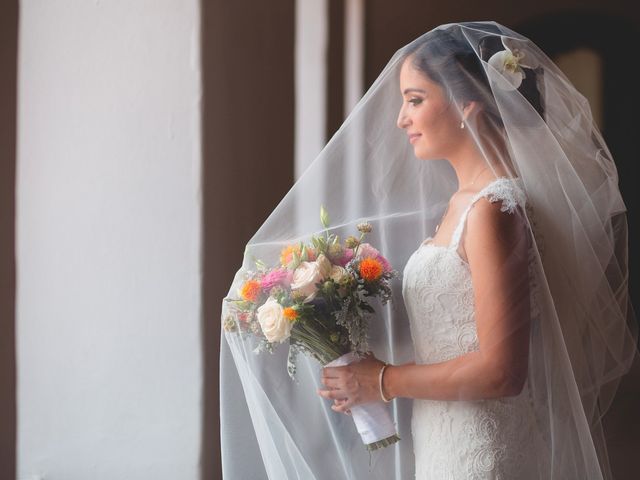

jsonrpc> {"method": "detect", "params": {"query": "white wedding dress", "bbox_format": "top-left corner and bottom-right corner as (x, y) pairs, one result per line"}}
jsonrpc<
(402, 177), (549, 479)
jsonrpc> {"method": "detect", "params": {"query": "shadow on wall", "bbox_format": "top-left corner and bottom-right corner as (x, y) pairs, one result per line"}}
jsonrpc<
(200, 1), (295, 479)
(0, 1), (18, 478)
(516, 11), (640, 321)
(516, 15), (640, 477)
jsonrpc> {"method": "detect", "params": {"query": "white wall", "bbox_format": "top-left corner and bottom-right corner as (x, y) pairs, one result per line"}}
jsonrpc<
(16, 1), (202, 479)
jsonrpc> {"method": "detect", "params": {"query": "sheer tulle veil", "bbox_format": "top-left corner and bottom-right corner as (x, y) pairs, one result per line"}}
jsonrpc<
(220, 21), (638, 479)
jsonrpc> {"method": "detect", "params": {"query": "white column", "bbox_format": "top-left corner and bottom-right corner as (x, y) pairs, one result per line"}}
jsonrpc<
(294, 0), (328, 180)
(344, 0), (365, 116)
(343, 0), (366, 219)
(16, 1), (202, 479)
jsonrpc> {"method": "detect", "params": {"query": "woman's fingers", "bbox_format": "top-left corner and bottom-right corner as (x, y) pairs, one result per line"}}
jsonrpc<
(318, 390), (353, 415)
(334, 398), (352, 415)
(322, 366), (347, 378)
(320, 356), (382, 414)
(320, 376), (340, 388)
(321, 367), (349, 386)
(333, 397), (347, 406)
(331, 402), (352, 414)
(317, 387), (345, 400)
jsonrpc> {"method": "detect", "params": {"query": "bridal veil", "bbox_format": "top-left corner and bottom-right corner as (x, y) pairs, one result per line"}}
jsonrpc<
(220, 21), (638, 479)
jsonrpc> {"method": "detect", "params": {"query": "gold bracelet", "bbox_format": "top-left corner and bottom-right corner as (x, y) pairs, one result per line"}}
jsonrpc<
(378, 362), (393, 402)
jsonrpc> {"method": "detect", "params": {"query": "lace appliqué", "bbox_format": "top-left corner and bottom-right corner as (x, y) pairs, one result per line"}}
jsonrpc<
(411, 392), (539, 479)
(483, 178), (526, 214)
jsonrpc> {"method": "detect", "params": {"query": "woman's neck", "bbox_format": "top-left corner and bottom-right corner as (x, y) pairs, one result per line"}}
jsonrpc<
(447, 123), (511, 192)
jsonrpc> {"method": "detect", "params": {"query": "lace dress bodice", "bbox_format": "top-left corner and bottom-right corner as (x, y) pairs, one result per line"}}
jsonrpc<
(401, 177), (545, 479)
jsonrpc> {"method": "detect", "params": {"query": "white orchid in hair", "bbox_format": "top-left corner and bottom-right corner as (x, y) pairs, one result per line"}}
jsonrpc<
(487, 36), (540, 91)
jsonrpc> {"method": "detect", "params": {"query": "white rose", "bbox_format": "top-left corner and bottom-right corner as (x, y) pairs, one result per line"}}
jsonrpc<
(316, 253), (332, 278)
(330, 265), (350, 297)
(291, 261), (324, 297)
(330, 265), (347, 283)
(256, 296), (292, 343)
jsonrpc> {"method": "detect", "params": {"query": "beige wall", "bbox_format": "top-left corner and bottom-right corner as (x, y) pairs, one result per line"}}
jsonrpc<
(16, 1), (202, 479)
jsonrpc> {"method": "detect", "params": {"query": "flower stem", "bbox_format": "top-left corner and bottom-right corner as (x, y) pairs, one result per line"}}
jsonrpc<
(291, 320), (347, 365)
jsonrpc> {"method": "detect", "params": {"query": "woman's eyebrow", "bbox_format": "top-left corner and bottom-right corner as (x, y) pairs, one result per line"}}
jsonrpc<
(403, 88), (427, 94)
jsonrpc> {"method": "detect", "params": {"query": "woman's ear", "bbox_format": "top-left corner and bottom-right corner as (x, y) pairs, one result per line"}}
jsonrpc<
(461, 100), (481, 122)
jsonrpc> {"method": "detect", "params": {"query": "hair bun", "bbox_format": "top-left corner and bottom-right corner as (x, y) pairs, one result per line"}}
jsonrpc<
(478, 35), (505, 62)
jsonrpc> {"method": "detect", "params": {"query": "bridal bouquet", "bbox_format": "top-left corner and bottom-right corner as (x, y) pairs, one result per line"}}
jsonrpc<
(223, 206), (400, 451)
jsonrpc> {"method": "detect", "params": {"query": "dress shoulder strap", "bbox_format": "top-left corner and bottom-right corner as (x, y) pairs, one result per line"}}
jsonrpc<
(450, 177), (527, 250)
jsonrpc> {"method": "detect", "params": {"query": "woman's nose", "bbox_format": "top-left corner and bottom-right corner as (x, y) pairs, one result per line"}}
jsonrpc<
(396, 108), (409, 129)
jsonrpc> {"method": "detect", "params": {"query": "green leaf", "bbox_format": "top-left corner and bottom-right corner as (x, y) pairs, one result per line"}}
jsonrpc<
(360, 303), (375, 313)
(320, 205), (330, 228)
(290, 249), (301, 270)
(317, 237), (327, 253)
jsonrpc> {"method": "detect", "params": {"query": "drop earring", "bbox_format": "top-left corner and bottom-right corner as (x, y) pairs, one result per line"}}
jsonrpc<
(460, 120), (465, 129)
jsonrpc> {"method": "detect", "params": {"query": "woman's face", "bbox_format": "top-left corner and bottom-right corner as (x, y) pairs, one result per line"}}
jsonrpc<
(396, 56), (464, 160)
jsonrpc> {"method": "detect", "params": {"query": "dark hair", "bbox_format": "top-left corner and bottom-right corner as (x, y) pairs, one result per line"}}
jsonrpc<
(404, 27), (545, 126)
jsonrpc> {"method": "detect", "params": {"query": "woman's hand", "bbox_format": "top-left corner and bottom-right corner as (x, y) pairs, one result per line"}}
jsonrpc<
(317, 352), (386, 414)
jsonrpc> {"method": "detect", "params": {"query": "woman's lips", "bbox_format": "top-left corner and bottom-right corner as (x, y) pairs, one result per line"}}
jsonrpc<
(408, 133), (421, 144)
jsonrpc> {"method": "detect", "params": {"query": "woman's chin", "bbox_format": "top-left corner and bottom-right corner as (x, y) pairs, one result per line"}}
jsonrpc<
(413, 147), (432, 160)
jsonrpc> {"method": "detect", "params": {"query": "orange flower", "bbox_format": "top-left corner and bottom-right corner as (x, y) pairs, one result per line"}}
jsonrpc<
(283, 307), (298, 322)
(359, 257), (383, 282)
(279, 244), (316, 266)
(240, 280), (262, 303)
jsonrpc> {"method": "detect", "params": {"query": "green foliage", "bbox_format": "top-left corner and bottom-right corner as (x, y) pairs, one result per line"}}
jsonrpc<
(254, 258), (268, 272)
(320, 204), (330, 229)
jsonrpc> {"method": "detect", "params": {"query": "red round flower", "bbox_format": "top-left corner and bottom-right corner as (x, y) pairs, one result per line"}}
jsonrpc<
(240, 280), (262, 303)
(359, 258), (383, 281)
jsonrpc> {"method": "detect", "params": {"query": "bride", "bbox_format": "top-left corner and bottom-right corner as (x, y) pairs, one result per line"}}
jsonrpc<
(221, 22), (638, 479)
(319, 27), (550, 478)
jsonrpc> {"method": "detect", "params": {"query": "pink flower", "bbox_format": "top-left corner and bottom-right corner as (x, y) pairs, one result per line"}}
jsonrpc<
(261, 268), (292, 290)
(377, 255), (392, 273)
(336, 248), (354, 267)
(356, 243), (380, 259)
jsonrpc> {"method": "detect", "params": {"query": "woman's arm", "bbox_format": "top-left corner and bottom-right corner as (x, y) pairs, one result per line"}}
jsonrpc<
(320, 198), (531, 410)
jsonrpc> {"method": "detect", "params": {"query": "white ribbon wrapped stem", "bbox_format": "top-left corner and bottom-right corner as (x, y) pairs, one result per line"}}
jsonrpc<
(324, 351), (400, 450)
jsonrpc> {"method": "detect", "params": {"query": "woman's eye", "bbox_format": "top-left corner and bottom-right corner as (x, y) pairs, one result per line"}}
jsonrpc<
(409, 98), (423, 105)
